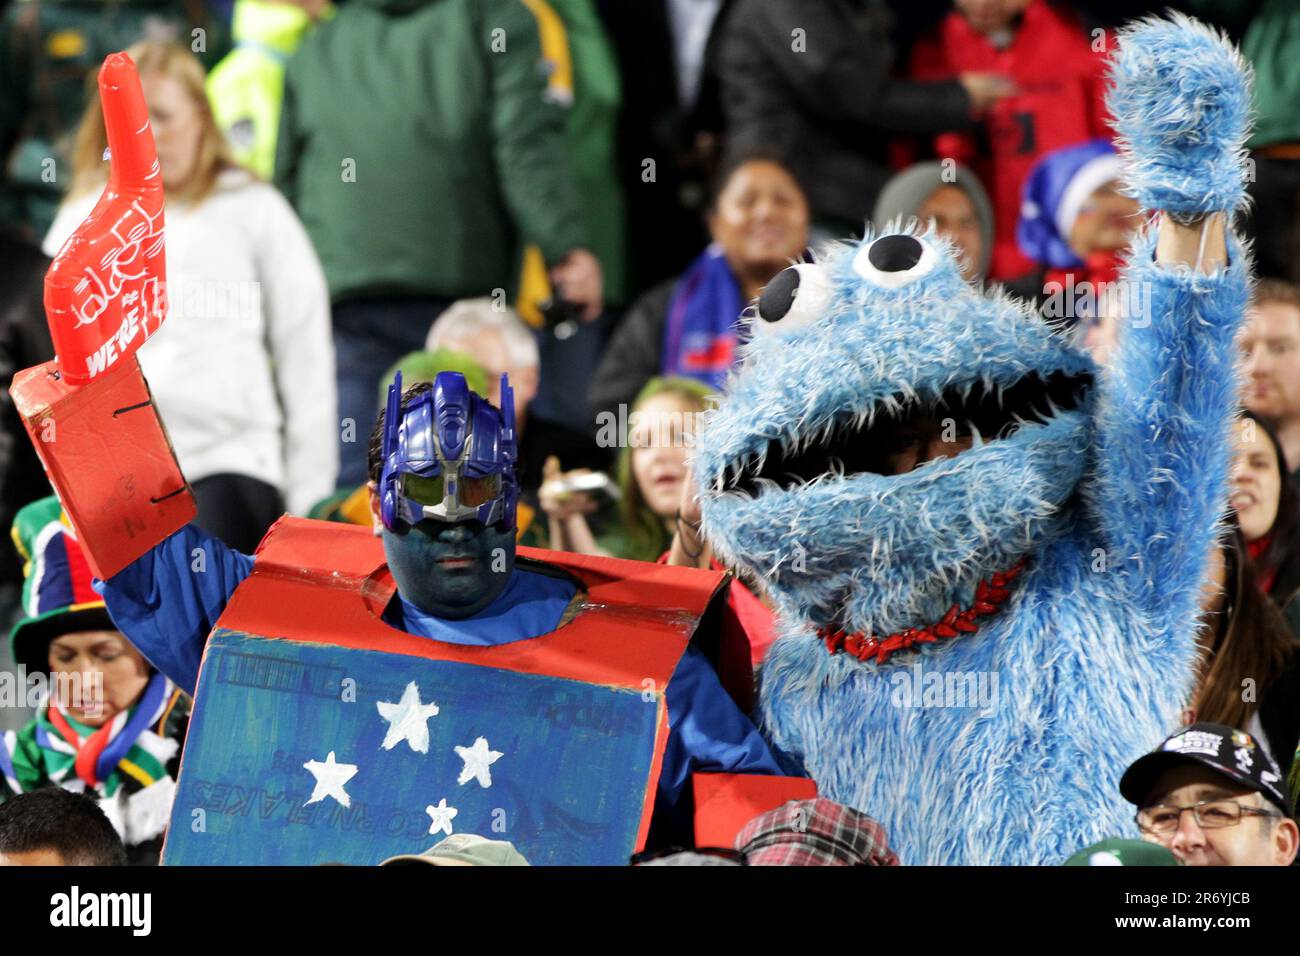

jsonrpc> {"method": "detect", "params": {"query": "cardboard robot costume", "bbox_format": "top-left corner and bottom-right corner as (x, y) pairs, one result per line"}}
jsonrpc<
(10, 53), (783, 866)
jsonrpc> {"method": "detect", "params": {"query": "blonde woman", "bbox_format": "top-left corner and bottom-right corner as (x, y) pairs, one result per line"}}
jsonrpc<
(43, 42), (337, 552)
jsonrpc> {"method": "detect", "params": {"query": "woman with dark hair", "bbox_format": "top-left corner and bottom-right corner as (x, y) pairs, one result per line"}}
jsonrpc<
(1231, 411), (1300, 634)
(1191, 524), (1300, 776)
(588, 151), (809, 421)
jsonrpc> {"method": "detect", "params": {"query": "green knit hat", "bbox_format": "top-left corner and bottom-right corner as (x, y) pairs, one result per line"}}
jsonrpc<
(377, 349), (490, 406)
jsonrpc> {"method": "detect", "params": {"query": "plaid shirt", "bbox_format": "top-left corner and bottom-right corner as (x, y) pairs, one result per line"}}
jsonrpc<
(735, 798), (901, 866)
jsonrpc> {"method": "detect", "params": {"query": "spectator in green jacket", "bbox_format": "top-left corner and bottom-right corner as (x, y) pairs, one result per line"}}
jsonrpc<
(274, 0), (603, 489)
(515, 0), (624, 317)
(1187, 0), (1300, 283)
(207, 0), (331, 180)
(511, 0), (625, 437)
(0, 0), (226, 244)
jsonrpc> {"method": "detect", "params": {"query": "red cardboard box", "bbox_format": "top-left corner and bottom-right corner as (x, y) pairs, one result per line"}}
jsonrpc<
(9, 356), (195, 579)
(693, 772), (818, 849)
(162, 518), (728, 865)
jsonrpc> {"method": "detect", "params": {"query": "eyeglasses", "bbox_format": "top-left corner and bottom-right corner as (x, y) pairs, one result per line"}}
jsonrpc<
(1136, 798), (1280, 835)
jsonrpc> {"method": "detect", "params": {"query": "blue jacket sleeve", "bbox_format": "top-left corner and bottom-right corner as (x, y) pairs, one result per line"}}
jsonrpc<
(91, 525), (254, 694)
(657, 645), (781, 814)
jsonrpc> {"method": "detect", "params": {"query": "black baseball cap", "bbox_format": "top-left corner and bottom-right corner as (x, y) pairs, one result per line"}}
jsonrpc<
(1120, 723), (1292, 817)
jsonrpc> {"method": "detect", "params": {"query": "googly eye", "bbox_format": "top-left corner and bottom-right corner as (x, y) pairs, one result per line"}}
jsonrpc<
(754, 264), (832, 334)
(852, 234), (938, 289)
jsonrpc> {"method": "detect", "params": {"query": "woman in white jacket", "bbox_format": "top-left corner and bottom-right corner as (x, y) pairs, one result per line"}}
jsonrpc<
(45, 41), (337, 551)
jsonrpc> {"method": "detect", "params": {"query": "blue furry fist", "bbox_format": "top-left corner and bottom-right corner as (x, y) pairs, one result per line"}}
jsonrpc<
(1107, 12), (1253, 217)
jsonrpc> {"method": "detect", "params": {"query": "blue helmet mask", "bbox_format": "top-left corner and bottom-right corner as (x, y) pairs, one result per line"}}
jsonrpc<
(378, 370), (519, 535)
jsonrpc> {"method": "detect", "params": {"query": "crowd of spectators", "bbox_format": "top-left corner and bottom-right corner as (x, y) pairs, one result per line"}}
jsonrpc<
(1, 0), (1299, 866)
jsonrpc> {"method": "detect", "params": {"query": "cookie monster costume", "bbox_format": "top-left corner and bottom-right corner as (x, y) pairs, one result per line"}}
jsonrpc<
(693, 14), (1255, 865)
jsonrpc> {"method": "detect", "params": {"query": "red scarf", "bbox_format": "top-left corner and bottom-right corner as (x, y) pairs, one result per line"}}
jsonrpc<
(1247, 533), (1276, 594)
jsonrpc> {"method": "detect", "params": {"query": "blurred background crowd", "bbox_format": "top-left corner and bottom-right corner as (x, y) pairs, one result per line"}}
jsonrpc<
(1, 0), (1300, 865)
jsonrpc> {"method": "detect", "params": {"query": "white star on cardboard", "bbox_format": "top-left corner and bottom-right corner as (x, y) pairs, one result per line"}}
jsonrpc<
(454, 736), (503, 788)
(303, 751), (358, 808)
(377, 681), (441, 753)
(426, 798), (458, 836)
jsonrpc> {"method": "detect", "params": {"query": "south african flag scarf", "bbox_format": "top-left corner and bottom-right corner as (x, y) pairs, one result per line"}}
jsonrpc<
(0, 673), (184, 798)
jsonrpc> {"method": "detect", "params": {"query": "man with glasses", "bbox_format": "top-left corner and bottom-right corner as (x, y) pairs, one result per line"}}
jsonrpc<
(1121, 723), (1297, 867)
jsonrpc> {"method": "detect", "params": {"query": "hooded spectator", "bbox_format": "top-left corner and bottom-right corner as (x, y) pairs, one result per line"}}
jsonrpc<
(1012, 138), (1138, 320)
(872, 161), (994, 283)
(274, 0), (602, 488)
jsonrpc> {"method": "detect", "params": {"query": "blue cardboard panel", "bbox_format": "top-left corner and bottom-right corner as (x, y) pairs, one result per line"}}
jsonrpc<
(164, 630), (660, 865)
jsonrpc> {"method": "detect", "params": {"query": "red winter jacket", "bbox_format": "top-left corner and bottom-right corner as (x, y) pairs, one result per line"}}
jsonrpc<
(909, 0), (1113, 281)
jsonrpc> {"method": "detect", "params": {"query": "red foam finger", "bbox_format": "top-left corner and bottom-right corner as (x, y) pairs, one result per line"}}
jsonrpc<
(99, 52), (161, 193)
(44, 52), (167, 386)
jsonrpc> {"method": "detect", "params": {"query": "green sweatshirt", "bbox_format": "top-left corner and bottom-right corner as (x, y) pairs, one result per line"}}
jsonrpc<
(1185, 0), (1300, 148)
(274, 0), (590, 303)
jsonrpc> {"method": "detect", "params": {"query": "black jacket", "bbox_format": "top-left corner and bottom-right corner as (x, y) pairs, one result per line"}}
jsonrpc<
(588, 278), (677, 423)
(714, 0), (975, 232)
(0, 235), (52, 588)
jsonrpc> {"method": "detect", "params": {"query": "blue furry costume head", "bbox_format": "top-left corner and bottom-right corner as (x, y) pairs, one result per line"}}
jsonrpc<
(694, 15), (1255, 865)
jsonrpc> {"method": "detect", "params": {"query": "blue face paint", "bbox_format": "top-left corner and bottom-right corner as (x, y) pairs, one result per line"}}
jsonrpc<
(382, 517), (516, 619)
(374, 368), (522, 618)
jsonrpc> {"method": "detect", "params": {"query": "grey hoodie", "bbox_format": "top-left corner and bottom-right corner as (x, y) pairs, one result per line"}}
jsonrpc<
(871, 162), (995, 282)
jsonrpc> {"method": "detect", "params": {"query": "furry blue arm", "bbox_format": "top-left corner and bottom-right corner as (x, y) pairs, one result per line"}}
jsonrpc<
(1087, 14), (1253, 620)
(1088, 229), (1249, 621)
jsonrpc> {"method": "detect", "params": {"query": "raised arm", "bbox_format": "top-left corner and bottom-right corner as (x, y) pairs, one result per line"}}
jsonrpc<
(8, 53), (195, 577)
(95, 524), (254, 695)
(1089, 15), (1252, 621)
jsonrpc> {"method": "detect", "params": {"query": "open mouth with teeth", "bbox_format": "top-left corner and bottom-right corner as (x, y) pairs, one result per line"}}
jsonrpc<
(721, 371), (1093, 496)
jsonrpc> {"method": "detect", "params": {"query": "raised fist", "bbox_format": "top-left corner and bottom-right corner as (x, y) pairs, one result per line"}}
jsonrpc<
(44, 52), (168, 386)
(1106, 13), (1253, 218)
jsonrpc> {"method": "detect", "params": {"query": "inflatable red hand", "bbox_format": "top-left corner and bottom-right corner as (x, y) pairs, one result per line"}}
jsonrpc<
(44, 52), (167, 386)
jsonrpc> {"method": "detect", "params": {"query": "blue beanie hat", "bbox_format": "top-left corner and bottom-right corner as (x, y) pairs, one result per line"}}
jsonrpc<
(1017, 139), (1123, 269)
